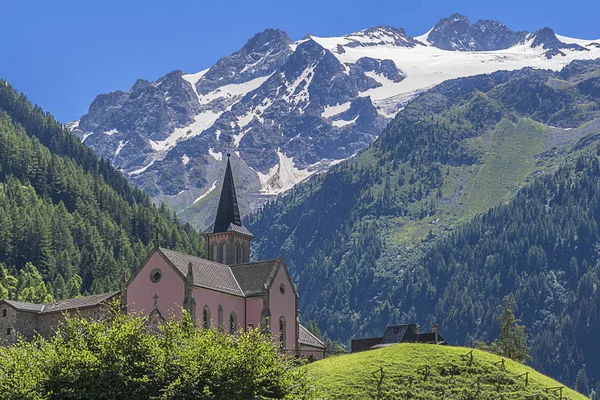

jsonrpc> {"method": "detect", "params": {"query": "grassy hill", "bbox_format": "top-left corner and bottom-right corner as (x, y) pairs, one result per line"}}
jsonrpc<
(305, 344), (585, 399)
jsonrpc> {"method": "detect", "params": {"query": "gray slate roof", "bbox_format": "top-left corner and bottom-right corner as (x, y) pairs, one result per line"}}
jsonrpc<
(159, 248), (244, 296)
(1, 291), (119, 314)
(230, 260), (279, 297)
(159, 247), (281, 298)
(299, 324), (326, 349)
(203, 222), (253, 237)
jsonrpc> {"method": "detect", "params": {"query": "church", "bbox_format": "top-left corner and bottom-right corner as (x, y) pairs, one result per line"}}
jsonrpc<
(0, 155), (326, 360)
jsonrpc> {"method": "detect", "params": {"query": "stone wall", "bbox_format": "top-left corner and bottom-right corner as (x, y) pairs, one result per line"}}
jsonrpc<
(36, 305), (109, 338)
(0, 303), (111, 345)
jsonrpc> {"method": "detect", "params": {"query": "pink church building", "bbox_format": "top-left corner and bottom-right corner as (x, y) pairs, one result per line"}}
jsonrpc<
(123, 155), (326, 359)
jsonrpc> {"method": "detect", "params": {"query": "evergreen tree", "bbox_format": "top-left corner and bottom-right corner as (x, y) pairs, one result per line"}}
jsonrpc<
(576, 367), (590, 397)
(493, 296), (530, 363)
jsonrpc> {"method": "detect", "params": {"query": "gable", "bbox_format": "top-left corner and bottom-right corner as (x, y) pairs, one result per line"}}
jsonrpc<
(230, 260), (278, 296)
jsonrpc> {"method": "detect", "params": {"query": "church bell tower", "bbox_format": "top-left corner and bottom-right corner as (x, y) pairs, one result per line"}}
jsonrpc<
(202, 153), (253, 264)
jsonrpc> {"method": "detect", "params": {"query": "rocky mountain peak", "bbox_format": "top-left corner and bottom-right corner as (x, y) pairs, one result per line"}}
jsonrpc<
(196, 29), (293, 94)
(343, 26), (418, 48)
(528, 27), (588, 58)
(241, 28), (292, 54)
(427, 14), (526, 51)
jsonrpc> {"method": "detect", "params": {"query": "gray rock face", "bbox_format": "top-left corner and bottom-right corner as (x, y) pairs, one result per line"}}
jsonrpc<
(356, 57), (405, 83)
(528, 27), (588, 58)
(427, 13), (527, 51)
(344, 26), (420, 48)
(197, 29), (293, 94)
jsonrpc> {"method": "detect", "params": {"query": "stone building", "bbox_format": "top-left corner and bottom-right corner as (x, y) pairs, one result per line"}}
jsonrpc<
(0, 292), (118, 345)
(1, 155), (326, 359)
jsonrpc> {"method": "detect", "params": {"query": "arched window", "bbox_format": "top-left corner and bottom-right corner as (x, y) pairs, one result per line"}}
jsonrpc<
(230, 312), (237, 333)
(211, 244), (218, 261)
(279, 316), (286, 350)
(218, 305), (223, 331)
(235, 241), (241, 263)
(220, 241), (227, 264)
(203, 306), (211, 329)
(241, 243), (246, 263)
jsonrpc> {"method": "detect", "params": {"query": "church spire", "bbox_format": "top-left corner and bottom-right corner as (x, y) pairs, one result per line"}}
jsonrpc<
(212, 154), (242, 233)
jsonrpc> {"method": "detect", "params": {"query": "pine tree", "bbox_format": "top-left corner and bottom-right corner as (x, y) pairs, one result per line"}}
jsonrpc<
(575, 366), (590, 397)
(493, 296), (531, 363)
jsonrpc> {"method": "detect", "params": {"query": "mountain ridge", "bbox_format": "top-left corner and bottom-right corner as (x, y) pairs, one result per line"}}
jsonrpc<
(69, 14), (600, 230)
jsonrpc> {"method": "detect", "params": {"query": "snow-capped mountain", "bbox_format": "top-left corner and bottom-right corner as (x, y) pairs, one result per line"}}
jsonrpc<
(69, 15), (600, 229)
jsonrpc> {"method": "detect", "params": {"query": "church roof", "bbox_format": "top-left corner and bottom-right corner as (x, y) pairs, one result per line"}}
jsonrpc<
(157, 248), (286, 299)
(230, 259), (279, 297)
(208, 156), (252, 236)
(159, 248), (244, 297)
(1, 291), (119, 314)
(299, 324), (326, 349)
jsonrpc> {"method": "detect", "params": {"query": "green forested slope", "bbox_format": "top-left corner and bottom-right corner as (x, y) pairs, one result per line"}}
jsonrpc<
(0, 81), (203, 301)
(247, 60), (600, 388)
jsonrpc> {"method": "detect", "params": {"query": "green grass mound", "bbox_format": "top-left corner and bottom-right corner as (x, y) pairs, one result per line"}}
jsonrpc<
(305, 344), (585, 399)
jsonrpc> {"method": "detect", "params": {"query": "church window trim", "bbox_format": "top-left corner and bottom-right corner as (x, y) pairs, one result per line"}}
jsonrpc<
(203, 306), (211, 329)
(279, 316), (286, 350)
(150, 268), (162, 283)
(220, 241), (227, 264)
(218, 305), (223, 330)
(211, 244), (218, 262)
(230, 312), (237, 333)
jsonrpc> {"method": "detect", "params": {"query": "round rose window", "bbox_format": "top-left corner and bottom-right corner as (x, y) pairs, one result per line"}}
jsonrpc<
(150, 268), (162, 283)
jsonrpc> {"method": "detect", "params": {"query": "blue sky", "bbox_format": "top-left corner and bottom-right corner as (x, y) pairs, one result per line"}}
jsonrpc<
(1, 0), (599, 123)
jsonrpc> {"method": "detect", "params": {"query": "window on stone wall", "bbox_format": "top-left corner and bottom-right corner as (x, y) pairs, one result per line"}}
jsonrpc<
(235, 241), (241, 263)
(241, 243), (246, 263)
(2, 309), (6, 317)
(230, 312), (237, 333)
(6, 328), (11, 335)
(212, 244), (218, 261)
(218, 305), (223, 330)
(203, 306), (211, 329)
(220, 241), (227, 264)
(279, 316), (286, 351)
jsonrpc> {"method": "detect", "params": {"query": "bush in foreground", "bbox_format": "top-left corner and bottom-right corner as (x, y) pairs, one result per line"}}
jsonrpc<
(0, 305), (314, 400)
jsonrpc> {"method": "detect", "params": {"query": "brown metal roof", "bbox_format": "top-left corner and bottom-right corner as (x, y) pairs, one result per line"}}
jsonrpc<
(159, 247), (245, 297)
(230, 260), (279, 297)
(299, 324), (326, 349)
(1, 291), (119, 314)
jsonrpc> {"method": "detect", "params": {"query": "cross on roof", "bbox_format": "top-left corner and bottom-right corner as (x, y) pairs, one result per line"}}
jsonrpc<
(225, 136), (234, 158)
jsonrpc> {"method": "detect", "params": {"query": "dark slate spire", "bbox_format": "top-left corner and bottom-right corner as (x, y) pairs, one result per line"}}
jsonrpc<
(213, 155), (242, 233)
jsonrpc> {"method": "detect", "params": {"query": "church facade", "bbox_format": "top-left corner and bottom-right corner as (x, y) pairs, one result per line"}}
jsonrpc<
(0, 155), (325, 359)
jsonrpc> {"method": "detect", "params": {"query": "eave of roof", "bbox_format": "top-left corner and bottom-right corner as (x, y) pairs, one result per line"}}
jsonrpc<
(0, 291), (119, 314)
(299, 324), (326, 349)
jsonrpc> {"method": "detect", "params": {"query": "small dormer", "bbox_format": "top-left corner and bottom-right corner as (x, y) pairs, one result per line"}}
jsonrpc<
(202, 153), (253, 265)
